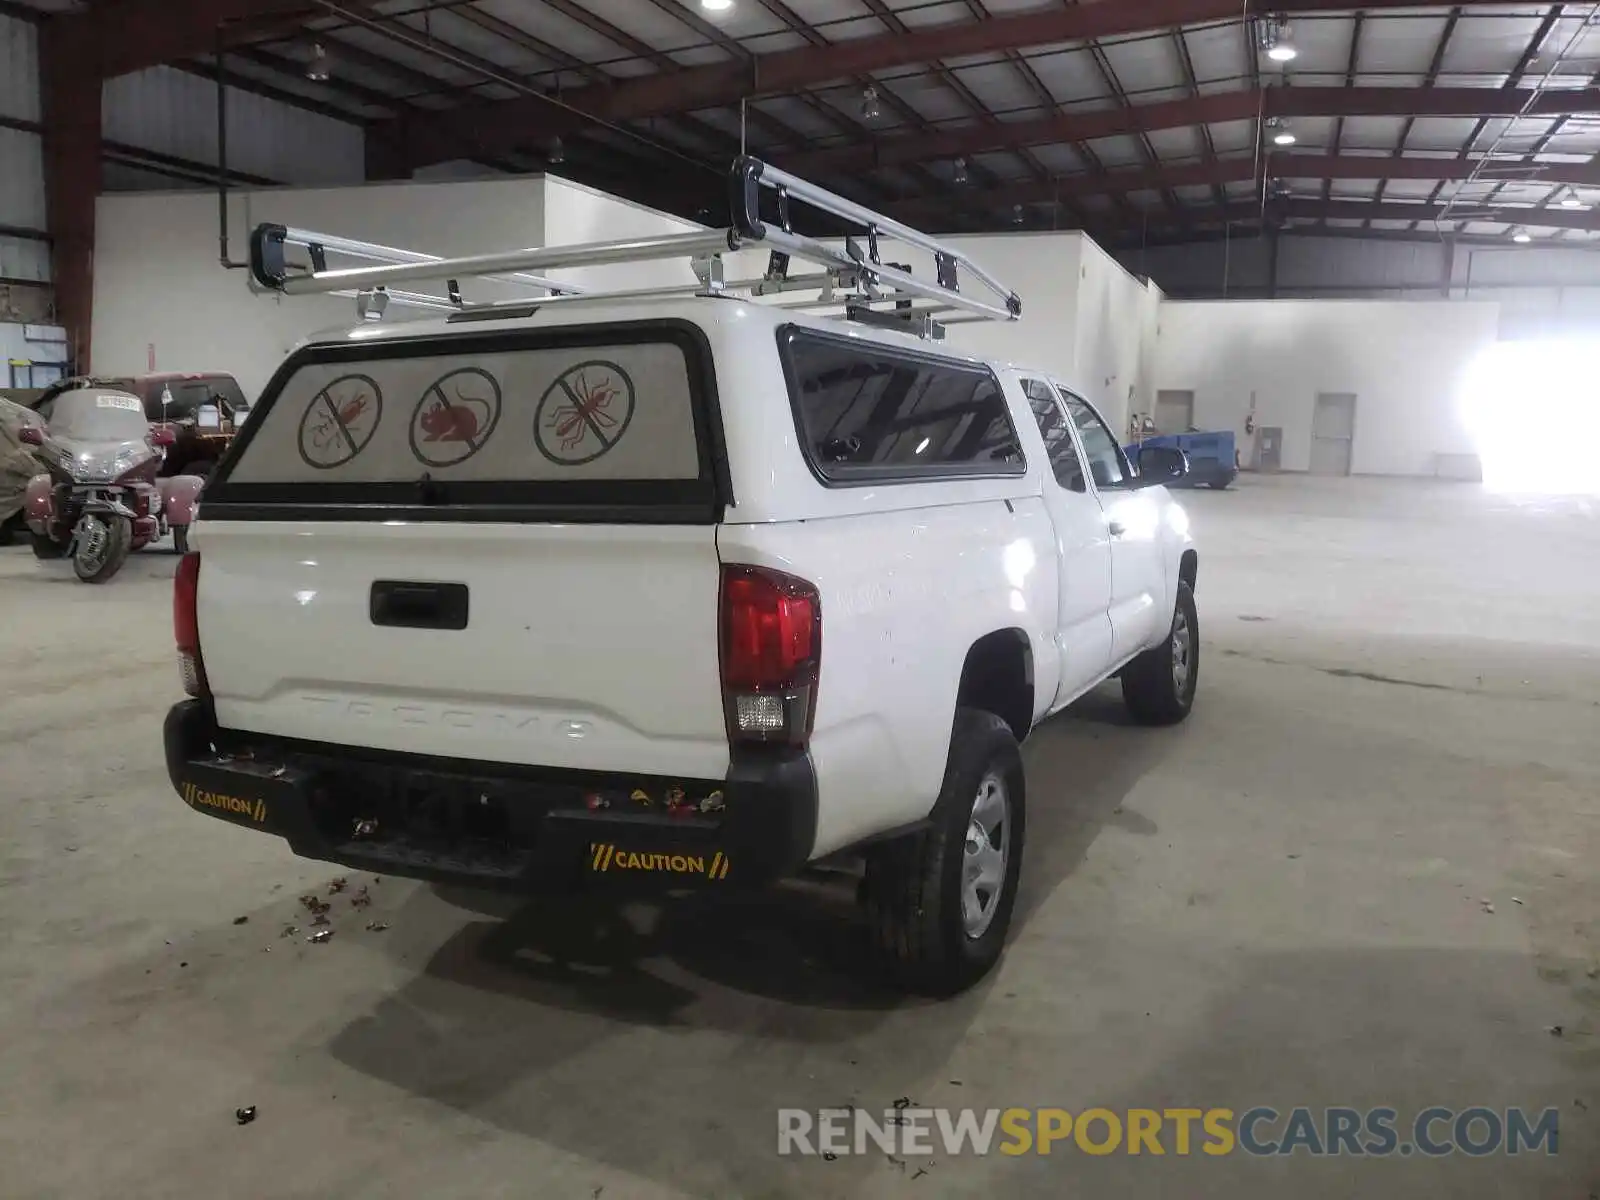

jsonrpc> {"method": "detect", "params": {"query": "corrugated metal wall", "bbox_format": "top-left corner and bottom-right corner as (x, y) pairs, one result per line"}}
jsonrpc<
(0, 11), (49, 296)
(103, 66), (364, 189)
(1118, 234), (1600, 335)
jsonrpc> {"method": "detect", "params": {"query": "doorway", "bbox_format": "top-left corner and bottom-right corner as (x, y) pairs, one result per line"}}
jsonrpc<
(1154, 389), (1194, 434)
(1311, 393), (1357, 477)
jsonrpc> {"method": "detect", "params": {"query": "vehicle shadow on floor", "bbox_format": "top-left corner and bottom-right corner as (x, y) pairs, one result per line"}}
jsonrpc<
(324, 684), (1174, 1181)
(1014, 683), (1177, 928)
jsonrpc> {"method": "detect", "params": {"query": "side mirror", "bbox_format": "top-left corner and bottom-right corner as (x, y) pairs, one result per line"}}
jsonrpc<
(18, 425), (43, 446)
(149, 427), (177, 448)
(1135, 444), (1188, 485)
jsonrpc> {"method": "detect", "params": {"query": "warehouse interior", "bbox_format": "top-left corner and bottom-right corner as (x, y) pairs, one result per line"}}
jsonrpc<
(2, 1), (1599, 1196)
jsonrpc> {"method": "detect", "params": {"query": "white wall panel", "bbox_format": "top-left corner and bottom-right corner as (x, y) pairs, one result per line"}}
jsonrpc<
(103, 65), (364, 188)
(1152, 300), (1500, 476)
(94, 175), (544, 392)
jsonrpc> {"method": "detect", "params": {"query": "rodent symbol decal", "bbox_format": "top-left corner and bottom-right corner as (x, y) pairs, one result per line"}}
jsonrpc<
(408, 367), (503, 468)
(534, 360), (637, 466)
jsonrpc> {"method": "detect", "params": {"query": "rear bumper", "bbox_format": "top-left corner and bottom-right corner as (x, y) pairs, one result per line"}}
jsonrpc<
(164, 700), (817, 892)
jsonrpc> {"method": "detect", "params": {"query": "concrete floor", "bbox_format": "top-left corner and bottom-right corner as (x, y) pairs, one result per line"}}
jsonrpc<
(1, 474), (1598, 1199)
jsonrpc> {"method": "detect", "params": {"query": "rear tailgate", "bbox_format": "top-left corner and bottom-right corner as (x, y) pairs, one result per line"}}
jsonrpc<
(194, 319), (731, 779)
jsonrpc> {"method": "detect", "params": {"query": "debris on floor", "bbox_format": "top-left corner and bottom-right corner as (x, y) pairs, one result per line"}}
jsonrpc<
(1480, 899), (1496, 914)
(365, 921), (390, 932)
(307, 929), (333, 944)
(350, 886), (371, 909)
(1548, 1025), (1565, 1038)
(298, 894), (330, 917)
(235, 1106), (257, 1126)
(1512, 896), (1525, 905)
(280, 924), (298, 939)
(328, 878), (348, 895)
(232, 915), (249, 925)
(353, 819), (378, 838)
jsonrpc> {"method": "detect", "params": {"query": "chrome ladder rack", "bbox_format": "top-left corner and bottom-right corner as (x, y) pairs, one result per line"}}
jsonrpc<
(247, 156), (1022, 340)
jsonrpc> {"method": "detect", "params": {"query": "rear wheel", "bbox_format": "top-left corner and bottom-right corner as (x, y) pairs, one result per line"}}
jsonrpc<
(863, 708), (1026, 996)
(72, 514), (132, 583)
(1121, 580), (1198, 725)
(31, 530), (67, 559)
(173, 525), (190, 555)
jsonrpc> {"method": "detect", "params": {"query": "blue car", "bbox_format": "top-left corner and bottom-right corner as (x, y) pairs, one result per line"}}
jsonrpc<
(1127, 431), (1238, 490)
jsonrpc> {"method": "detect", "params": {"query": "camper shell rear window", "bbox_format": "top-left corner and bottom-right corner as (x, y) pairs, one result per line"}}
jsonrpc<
(202, 320), (727, 524)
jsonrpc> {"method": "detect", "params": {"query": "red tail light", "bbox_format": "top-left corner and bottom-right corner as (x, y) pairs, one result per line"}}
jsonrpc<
(174, 551), (208, 698)
(719, 565), (820, 746)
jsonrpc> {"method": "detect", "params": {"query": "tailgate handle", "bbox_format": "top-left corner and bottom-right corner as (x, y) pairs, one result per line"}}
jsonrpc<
(370, 581), (469, 631)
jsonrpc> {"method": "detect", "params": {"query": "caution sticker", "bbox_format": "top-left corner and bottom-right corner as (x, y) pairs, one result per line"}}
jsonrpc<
(589, 844), (730, 880)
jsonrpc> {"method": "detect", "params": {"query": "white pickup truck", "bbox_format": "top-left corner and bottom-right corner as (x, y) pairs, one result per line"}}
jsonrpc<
(165, 163), (1198, 995)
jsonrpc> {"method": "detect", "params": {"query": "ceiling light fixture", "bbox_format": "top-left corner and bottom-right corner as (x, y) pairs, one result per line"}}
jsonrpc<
(701, 0), (734, 11)
(1012, 203), (1025, 225)
(1258, 16), (1297, 63)
(1560, 188), (1584, 208)
(547, 136), (565, 165)
(861, 85), (881, 121)
(1266, 117), (1296, 147)
(953, 157), (969, 185)
(306, 42), (332, 83)
(1512, 227), (1532, 243)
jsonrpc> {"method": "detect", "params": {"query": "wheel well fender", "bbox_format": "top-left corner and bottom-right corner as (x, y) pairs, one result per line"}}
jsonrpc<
(955, 628), (1034, 743)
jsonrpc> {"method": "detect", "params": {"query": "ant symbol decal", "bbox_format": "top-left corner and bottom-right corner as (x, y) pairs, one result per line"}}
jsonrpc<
(297, 374), (383, 469)
(535, 361), (637, 466)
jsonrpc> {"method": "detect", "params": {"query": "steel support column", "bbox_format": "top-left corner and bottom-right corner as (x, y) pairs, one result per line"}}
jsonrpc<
(40, 20), (100, 370)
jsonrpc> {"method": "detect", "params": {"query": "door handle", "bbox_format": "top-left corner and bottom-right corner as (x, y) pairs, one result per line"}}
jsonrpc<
(370, 581), (470, 630)
(1108, 520), (1126, 538)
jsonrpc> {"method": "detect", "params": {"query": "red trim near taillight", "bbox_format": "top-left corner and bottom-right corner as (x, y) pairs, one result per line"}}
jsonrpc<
(719, 565), (820, 746)
(174, 550), (209, 698)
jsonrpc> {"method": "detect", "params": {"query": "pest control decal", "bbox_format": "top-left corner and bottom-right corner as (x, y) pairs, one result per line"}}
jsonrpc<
(534, 360), (637, 466)
(297, 374), (383, 469)
(408, 368), (502, 468)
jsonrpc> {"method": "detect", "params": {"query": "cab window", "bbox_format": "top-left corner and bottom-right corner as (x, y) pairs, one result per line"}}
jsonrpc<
(1021, 378), (1087, 493)
(1060, 392), (1129, 491)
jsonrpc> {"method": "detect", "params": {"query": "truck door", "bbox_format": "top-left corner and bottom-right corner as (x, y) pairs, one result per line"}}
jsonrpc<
(1019, 378), (1114, 708)
(1056, 389), (1167, 664)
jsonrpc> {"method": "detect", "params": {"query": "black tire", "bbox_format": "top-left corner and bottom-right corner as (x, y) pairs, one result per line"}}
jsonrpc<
(0, 514), (20, 546)
(1121, 580), (1199, 725)
(31, 530), (68, 559)
(72, 515), (132, 583)
(863, 708), (1026, 996)
(173, 525), (190, 555)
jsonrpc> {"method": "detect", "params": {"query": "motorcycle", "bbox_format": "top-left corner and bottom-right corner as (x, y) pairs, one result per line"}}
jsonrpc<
(19, 385), (205, 583)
